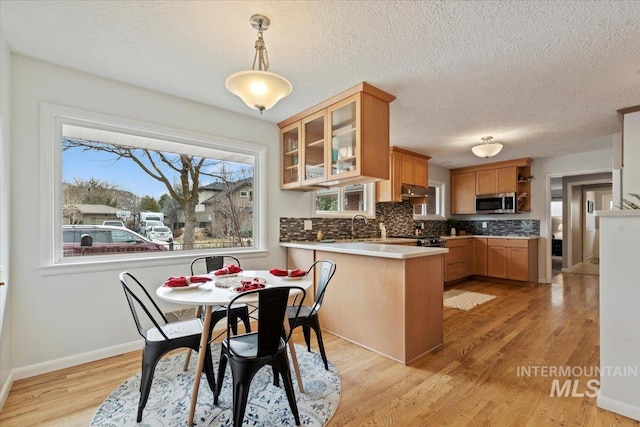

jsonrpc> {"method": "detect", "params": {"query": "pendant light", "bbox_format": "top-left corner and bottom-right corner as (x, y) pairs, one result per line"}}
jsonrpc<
(471, 136), (504, 158)
(225, 14), (292, 114)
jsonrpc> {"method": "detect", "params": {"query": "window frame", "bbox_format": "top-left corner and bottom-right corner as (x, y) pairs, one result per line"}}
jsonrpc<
(312, 183), (376, 219)
(412, 179), (446, 220)
(40, 103), (268, 274)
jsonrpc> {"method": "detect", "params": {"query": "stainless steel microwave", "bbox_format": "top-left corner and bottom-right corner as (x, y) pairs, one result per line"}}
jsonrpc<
(475, 193), (517, 214)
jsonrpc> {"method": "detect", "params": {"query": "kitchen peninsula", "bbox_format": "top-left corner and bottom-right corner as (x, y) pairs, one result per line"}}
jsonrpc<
(280, 240), (448, 364)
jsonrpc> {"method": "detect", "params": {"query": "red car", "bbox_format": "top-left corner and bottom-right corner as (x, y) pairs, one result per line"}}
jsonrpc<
(63, 225), (167, 256)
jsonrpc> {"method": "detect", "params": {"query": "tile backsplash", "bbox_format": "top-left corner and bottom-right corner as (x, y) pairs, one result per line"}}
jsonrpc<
(280, 200), (540, 241)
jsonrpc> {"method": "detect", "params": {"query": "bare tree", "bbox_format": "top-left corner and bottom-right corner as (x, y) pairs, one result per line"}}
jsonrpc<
(63, 137), (249, 248)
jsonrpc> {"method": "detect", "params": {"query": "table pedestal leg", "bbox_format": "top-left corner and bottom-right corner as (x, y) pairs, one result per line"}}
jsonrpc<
(188, 305), (212, 426)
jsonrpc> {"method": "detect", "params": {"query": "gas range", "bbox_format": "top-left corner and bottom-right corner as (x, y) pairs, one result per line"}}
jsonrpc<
(389, 235), (446, 247)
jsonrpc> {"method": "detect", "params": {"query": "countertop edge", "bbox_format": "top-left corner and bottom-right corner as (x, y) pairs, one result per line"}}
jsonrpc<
(442, 235), (540, 240)
(280, 242), (448, 259)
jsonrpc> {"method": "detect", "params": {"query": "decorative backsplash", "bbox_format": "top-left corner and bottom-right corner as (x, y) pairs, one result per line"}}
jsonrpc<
(457, 219), (540, 236)
(280, 200), (539, 241)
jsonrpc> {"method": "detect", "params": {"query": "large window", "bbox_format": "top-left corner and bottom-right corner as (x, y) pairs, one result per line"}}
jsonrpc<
(41, 103), (266, 267)
(314, 183), (375, 217)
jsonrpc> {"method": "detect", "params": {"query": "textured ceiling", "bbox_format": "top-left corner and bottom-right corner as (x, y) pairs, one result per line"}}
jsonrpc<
(2, 1), (639, 168)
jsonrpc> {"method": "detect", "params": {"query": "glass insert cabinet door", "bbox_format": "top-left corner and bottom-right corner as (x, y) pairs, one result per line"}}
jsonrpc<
(302, 110), (327, 185)
(329, 94), (360, 179)
(281, 123), (301, 187)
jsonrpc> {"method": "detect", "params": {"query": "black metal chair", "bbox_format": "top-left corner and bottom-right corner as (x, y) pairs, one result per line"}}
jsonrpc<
(119, 271), (216, 423)
(183, 255), (252, 370)
(286, 260), (336, 370)
(189, 255), (251, 335)
(214, 286), (306, 427)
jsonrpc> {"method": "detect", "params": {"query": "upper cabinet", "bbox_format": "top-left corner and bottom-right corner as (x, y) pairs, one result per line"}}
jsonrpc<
(279, 82), (396, 190)
(475, 167), (517, 195)
(376, 147), (431, 202)
(451, 171), (477, 214)
(450, 158), (533, 215)
(281, 122), (302, 189)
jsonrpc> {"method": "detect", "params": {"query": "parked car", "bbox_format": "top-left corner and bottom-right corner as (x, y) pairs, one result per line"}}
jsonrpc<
(146, 222), (174, 242)
(63, 225), (166, 256)
(102, 220), (126, 228)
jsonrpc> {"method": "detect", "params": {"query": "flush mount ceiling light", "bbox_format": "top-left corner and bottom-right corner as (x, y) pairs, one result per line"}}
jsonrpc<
(471, 136), (504, 158)
(225, 14), (292, 114)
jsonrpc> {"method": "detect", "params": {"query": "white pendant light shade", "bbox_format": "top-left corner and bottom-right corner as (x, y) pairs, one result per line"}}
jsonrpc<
(472, 136), (503, 158)
(226, 14), (292, 113)
(226, 70), (292, 113)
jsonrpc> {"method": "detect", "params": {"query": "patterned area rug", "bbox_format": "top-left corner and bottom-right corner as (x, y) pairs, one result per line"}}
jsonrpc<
(91, 343), (340, 426)
(443, 289), (496, 311)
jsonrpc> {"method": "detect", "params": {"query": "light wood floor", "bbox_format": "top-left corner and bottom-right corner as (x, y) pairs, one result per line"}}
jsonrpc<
(2, 272), (638, 426)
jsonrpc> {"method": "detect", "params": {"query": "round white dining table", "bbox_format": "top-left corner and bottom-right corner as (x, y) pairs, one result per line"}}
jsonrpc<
(156, 270), (313, 426)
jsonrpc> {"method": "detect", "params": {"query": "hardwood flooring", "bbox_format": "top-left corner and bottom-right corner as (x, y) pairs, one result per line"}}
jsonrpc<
(2, 271), (638, 426)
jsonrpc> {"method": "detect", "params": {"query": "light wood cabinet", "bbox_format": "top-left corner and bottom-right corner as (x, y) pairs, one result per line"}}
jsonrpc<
(445, 239), (472, 283)
(487, 238), (538, 283)
(450, 158), (533, 213)
(476, 167), (517, 195)
(279, 82), (395, 190)
(451, 172), (476, 214)
(281, 122), (302, 189)
(376, 147), (431, 202)
(301, 110), (327, 186)
(487, 240), (509, 278)
(472, 237), (488, 276)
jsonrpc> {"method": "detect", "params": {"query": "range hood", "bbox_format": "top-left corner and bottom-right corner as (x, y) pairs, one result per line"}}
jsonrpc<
(400, 183), (429, 198)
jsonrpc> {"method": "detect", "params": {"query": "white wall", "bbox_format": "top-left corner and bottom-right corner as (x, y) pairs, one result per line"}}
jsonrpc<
(530, 148), (612, 282)
(622, 111), (640, 199)
(9, 54), (312, 375)
(0, 32), (13, 406)
(597, 211), (640, 421)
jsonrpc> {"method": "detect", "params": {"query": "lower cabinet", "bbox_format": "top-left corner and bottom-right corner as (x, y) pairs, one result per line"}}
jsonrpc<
(445, 239), (472, 282)
(472, 238), (488, 276)
(446, 237), (538, 284)
(487, 239), (538, 283)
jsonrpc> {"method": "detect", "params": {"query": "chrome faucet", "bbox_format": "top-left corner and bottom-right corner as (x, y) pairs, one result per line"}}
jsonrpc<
(351, 214), (368, 239)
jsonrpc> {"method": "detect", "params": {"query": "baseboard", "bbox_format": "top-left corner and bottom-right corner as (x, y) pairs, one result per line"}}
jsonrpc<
(11, 340), (143, 381)
(598, 394), (640, 421)
(0, 370), (14, 413)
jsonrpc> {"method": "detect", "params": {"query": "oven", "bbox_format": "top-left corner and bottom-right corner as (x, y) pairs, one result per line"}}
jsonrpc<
(416, 236), (446, 248)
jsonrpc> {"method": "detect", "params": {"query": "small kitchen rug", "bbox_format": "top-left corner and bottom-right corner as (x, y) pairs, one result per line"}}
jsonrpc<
(91, 343), (340, 426)
(443, 289), (496, 311)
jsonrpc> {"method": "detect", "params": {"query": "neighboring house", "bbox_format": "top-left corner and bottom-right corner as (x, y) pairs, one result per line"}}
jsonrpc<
(62, 204), (120, 225)
(197, 178), (253, 237)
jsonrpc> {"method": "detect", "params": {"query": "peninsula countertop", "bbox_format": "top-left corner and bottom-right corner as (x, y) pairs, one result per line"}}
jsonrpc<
(279, 239), (448, 259)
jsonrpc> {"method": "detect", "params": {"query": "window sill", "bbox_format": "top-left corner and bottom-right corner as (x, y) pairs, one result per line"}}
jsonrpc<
(39, 249), (269, 276)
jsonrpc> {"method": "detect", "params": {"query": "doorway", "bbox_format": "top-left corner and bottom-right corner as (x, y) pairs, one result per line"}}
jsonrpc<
(545, 171), (612, 282)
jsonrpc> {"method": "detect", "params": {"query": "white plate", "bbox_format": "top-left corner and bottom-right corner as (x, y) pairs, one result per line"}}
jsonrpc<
(163, 282), (203, 291)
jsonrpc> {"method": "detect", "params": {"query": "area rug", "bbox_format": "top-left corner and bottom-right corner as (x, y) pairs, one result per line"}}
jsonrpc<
(91, 343), (340, 426)
(443, 289), (496, 311)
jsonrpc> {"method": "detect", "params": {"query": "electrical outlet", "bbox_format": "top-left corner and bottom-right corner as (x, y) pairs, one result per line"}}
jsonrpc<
(482, 221), (487, 229)
(304, 220), (313, 231)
